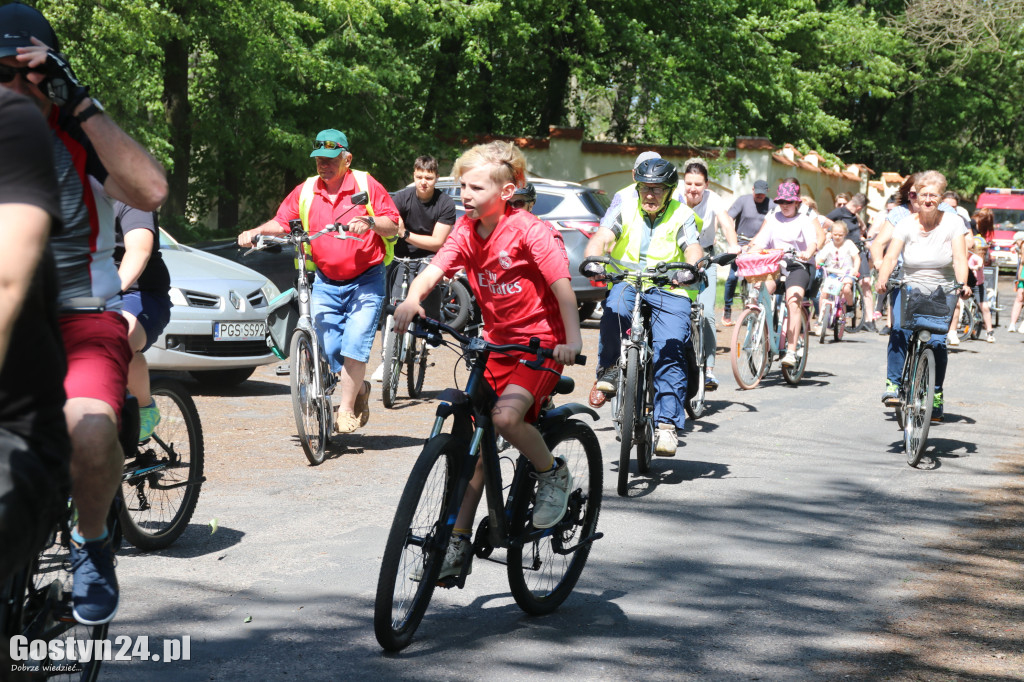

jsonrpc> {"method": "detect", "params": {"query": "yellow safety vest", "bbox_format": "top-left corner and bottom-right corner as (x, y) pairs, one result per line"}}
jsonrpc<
(609, 190), (700, 299)
(295, 170), (395, 272)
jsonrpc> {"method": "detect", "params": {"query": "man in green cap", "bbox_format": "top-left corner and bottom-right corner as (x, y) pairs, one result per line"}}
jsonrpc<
(239, 129), (400, 433)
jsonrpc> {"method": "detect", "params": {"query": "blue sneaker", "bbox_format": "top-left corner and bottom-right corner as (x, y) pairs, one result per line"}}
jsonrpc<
(138, 402), (161, 441)
(69, 535), (119, 625)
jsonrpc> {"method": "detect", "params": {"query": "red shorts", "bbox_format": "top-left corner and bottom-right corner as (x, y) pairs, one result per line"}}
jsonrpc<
(60, 312), (132, 419)
(485, 351), (563, 423)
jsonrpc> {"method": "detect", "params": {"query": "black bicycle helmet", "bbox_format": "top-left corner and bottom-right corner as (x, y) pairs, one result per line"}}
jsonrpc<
(634, 158), (678, 187)
(513, 183), (536, 203)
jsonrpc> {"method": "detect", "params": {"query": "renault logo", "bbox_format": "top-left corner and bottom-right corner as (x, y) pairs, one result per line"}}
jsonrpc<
(229, 291), (243, 311)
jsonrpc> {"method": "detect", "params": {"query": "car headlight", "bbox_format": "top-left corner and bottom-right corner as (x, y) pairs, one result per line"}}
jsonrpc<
(168, 287), (189, 307)
(261, 279), (281, 303)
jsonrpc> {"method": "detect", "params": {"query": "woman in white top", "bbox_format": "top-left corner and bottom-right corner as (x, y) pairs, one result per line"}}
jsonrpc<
(676, 160), (739, 390)
(750, 180), (819, 367)
(875, 170), (969, 420)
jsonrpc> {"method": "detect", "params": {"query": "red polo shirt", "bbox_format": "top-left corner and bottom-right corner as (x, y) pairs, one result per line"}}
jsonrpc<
(274, 171), (399, 281)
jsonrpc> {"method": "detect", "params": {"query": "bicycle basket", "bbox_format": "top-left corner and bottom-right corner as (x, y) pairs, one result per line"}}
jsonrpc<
(266, 288), (299, 359)
(900, 284), (957, 333)
(736, 250), (782, 283)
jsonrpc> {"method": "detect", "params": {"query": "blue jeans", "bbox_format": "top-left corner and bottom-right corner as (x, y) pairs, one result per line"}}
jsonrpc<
(697, 263), (717, 369)
(598, 282), (692, 430)
(886, 289), (948, 390)
(311, 264), (385, 371)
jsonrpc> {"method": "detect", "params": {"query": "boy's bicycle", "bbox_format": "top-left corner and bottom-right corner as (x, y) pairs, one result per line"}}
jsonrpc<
(373, 316), (601, 652)
(380, 256), (433, 407)
(889, 279), (963, 466)
(246, 192), (370, 465)
(953, 289), (983, 341)
(730, 250), (811, 389)
(817, 266), (854, 344)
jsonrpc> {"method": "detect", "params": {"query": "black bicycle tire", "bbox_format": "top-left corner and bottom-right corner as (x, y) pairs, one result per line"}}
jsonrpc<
(617, 346), (640, 496)
(730, 308), (767, 390)
(834, 300), (846, 342)
(850, 287), (862, 328)
(440, 279), (472, 332)
(637, 359), (657, 472)
(781, 307), (809, 385)
(381, 317), (403, 408)
(970, 305), (982, 340)
(685, 325), (706, 420)
(406, 333), (428, 398)
(119, 378), (204, 551)
(819, 300), (831, 344)
(507, 420), (602, 615)
(374, 434), (460, 652)
(290, 330), (326, 465)
(906, 347), (935, 467)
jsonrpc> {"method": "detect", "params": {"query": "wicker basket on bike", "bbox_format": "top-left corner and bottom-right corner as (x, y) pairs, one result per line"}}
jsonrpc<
(735, 249), (784, 283)
(899, 283), (958, 334)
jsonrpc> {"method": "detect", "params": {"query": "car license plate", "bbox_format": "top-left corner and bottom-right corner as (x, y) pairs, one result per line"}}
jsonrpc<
(214, 321), (267, 341)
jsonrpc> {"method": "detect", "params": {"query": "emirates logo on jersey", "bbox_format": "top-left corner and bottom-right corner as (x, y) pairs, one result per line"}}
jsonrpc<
(477, 270), (523, 295)
(498, 250), (513, 270)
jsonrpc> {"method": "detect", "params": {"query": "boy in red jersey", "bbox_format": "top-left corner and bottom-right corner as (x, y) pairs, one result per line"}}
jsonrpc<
(394, 141), (582, 579)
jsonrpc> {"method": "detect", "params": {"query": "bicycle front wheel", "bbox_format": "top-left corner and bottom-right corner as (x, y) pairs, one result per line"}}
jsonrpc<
(850, 288), (862, 328)
(731, 308), (767, 390)
(374, 435), (460, 652)
(290, 330), (327, 465)
(906, 347), (935, 467)
(440, 279), (472, 332)
(507, 420), (603, 615)
(406, 333), (428, 398)
(381, 316), (403, 408)
(637, 359), (656, 473)
(616, 346), (640, 496)
(685, 332), (706, 420)
(781, 307), (809, 385)
(834, 301), (846, 342)
(120, 378), (204, 550)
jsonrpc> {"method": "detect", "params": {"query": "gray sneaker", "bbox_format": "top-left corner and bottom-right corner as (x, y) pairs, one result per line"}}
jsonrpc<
(531, 458), (572, 529)
(411, 534), (471, 582)
(594, 366), (619, 395)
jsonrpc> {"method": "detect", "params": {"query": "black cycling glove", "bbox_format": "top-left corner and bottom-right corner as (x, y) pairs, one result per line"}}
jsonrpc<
(39, 51), (90, 110)
(582, 262), (606, 279)
(670, 269), (697, 286)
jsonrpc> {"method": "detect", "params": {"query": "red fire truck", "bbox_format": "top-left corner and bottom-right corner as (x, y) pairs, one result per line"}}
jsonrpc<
(977, 188), (1024, 270)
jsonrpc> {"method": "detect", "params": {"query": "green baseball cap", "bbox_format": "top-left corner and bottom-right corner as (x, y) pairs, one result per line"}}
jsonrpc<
(310, 129), (348, 158)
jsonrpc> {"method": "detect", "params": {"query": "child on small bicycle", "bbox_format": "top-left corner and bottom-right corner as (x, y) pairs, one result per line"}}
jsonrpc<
(1008, 233), (1024, 333)
(394, 141), (583, 578)
(814, 222), (860, 325)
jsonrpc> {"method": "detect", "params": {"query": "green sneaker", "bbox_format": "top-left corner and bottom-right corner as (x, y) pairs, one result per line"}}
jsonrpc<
(881, 380), (900, 406)
(139, 402), (161, 441)
(931, 391), (944, 422)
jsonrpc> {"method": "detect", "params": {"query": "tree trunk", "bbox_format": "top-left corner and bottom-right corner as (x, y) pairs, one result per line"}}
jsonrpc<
(536, 56), (570, 136)
(161, 34), (191, 232)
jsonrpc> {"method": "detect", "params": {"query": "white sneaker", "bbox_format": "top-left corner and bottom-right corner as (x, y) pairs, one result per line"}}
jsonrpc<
(1008, 324), (1016, 333)
(531, 458), (572, 529)
(1018, 320), (1024, 333)
(948, 330), (960, 346)
(986, 331), (995, 343)
(411, 534), (471, 582)
(370, 363), (384, 382)
(781, 352), (796, 368)
(654, 423), (678, 457)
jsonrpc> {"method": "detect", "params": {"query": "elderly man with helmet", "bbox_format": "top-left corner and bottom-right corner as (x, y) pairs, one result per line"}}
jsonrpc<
(583, 158), (703, 457)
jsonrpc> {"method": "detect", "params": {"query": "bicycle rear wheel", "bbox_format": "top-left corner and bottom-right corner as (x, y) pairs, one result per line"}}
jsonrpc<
(730, 308), (767, 390)
(818, 300), (830, 344)
(119, 378), (204, 550)
(850, 288), (862, 328)
(906, 347), (935, 467)
(970, 306), (982, 340)
(616, 347), (640, 496)
(406, 333), (428, 398)
(685, 332), (706, 420)
(507, 420), (602, 615)
(290, 330), (327, 465)
(781, 307), (809, 385)
(381, 316), (403, 408)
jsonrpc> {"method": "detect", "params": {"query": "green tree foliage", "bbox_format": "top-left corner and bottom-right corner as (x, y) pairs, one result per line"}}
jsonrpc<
(27, 0), (1021, 237)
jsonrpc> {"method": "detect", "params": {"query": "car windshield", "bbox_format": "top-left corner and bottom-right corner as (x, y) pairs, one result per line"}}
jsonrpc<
(992, 209), (1024, 231)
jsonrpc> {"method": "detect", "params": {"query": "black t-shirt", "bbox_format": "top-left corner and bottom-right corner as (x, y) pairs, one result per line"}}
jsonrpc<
(0, 90), (69, 454)
(392, 186), (457, 258)
(113, 202), (171, 293)
(826, 206), (863, 245)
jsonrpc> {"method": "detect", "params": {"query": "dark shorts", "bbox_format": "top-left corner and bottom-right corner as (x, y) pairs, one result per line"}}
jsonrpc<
(0, 427), (69, 582)
(972, 283), (986, 303)
(780, 263), (812, 292)
(122, 289), (172, 351)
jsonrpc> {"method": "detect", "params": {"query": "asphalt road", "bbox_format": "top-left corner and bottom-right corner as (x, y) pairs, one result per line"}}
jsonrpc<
(102, 286), (1022, 681)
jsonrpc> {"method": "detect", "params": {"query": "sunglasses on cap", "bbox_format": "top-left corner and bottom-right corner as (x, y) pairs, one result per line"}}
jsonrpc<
(510, 199), (533, 210)
(0, 63), (44, 83)
(313, 139), (346, 151)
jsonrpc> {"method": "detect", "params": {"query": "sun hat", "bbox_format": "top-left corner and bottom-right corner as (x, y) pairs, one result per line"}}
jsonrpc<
(775, 181), (800, 202)
(310, 129), (348, 158)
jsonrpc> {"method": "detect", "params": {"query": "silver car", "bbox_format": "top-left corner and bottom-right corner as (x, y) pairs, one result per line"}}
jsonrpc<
(144, 230), (280, 387)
